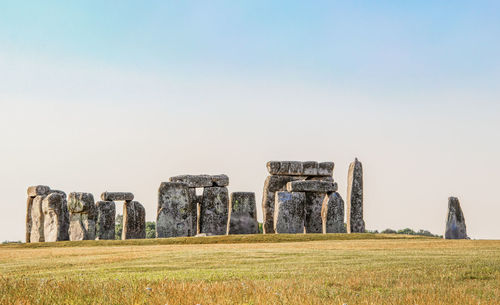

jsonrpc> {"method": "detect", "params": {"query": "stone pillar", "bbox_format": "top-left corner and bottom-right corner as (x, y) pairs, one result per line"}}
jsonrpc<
(199, 187), (229, 235)
(322, 192), (345, 233)
(96, 201), (116, 240)
(304, 193), (326, 233)
(50, 190), (69, 241)
(274, 191), (305, 234)
(123, 201), (146, 239)
(228, 192), (258, 234)
(26, 185), (50, 243)
(30, 195), (46, 242)
(68, 192), (97, 241)
(347, 158), (365, 233)
(156, 182), (197, 238)
(445, 197), (467, 239)
(42, 193), (67, 242)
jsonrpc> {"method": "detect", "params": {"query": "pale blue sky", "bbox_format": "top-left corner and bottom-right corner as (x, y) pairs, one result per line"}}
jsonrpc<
(1, 1), (499, 241)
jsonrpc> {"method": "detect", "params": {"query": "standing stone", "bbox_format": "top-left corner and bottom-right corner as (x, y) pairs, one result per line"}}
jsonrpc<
(42, 193), (66, 242)
(228, 192), (258, 234)
(96, 201), (116, 240)
(274, 191), (306, 234)
(200, 187), (229, 235)
(322, 192), (345, 233)
(347, 158), (365, 233)
(304, 193), (326, 233)
(123, 201), (146, 239)
(101, 192), (134, 202)
(445, 197), (467, 239)
(50, 190), (69, 241)
(156, 182), (197, 238)
(30, 195), (46, 242)
(26, 185), (51, 243)
(68, 192), (97, 241)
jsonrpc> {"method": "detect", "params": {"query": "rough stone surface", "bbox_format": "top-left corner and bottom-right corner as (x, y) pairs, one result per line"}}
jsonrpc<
(445, 197), (467, 239)
(318, 162), (335, 176)
(307, 176), (334, 182)
(228, 192), (258, 234)
(156, 182), (197, 238)
(261, 175), (305, 234)
(101, 192), (134, 202)
(42, 193), (67, 242)
(123, 201), (146, 239)
(26, 196), (34, 243)
(322, 192), (345, 233)
(30, 195), (46, 243)
(200, 187), (229, 235)
(96, 201), (116, 240)
(347, 158), (365, 233)
(274, 191), (305, 234)
(68, 192), (96, 241)
(27, 185), (50, 197)
(304, 192), (326, 233)
(303, 161), (319, 175)
(286, 181), (337, 193)
(267, 161), (334, 176)
(50, 190), (69, 241)
(169, 174), (229, 187)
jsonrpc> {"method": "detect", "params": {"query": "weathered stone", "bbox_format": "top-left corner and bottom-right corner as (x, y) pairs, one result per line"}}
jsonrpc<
(200, 187), (229, 235)
(304, 193), (326, 233)
(50, 190), (69, 241)
(445, 197), (467, 239)
(286, 181), (337, 193)
(68, 192), (96, 241)
(156, 182), (197, 238)
(274, 191), (305, 234)
(42, 193), (67, 242)
(261, 175), (305, 234)
(318, 162), (334, 176)
(96, 201), (116, 240)
(30, 195), (46, 242)
(100, 192), (134, 202)
(347, 158), (365, 233)
(27, 185), (50, 197)
(26, 196), (34, 243)
(307, 176), (334, 182)
(169, 174), (229, 188)
(228, 192), (258, 234)
(322, 192), (345, 233)
(123, 201), (146, 239)
(303, 161), (319, 175)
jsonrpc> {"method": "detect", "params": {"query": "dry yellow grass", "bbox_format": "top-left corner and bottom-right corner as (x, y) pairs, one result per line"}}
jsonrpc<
(0, 234), (499, 304)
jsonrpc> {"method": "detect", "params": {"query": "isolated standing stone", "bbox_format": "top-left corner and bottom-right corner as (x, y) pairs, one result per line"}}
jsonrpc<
(274, 191), (305, 234)
(228, 192), (258, 234)
(200, 187), (229, 235)
(445, 197), (467, 239)
(42, 193), (66, 242)
(304, 193), (326, 233)
(101, 192), (134, 202)
(322, 192), (345, 233)
(123, 201), (146, 239)
(156, 182), (197, 238)
(96, 201), (116, 240)
(68, 192), (97, 241)
(30, 195), (46, 242)
(347, 158), (365, 233)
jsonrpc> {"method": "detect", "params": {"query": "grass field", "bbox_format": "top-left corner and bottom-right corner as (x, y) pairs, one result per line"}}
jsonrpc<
(1, 234), (499, 305)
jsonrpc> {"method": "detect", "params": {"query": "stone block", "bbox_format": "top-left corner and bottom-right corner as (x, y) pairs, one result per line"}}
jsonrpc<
(286, 181), (337, 193)
(68, 192), (96, 241)
(156, 182), (197, 238)
(123, 201), (146, 239)
(96, 201), (116, 240)
(228, 192), (258, 234)
(304, 193), (326, 233)
(26, 196), (34, 243)
(169, 174), (229, 188)
(267, 161), (333, 176)
(347, 158), (365, 233)
(27, 185), (50, 197)
(318, 162), (334, 176)
(199, 187), (229, 235)
(50, 190), (69, 241)
(445, 197), (467, 239)
(322, 192), (345, 233)
(30, 195), (46, 242)
(274, 191), (305, 234)
(42, 193), (66, 242)
(100, 192), (134, 202)
(303, 161), (319, 175)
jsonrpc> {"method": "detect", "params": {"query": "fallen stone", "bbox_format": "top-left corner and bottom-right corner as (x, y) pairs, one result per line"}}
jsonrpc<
(169, 174), (229, 188)
(322, 192), (345, 233)
(304, 193), (326, 233)
(42, 193), (65, 242)
(445, 197), (467, 239)
(68, 192), (97, 241)
(156, 182), (197, 238)
(27, 185), (50, 197)
(199, 187), (229, 235)
(318, 162), (334, 176)
(123, 201), (146, 239)
(96, 201), (116, 240)
(347, 158), (365, 233)
(100, 192), (134, 202)
(30, 195), (46, 242)
(228, 192), (258, 234)
(286, 181), (337, 193)
(274, 191), (305, 234)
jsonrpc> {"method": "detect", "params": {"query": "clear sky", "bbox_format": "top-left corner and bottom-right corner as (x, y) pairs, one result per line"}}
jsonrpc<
(1, 1), (499, 241)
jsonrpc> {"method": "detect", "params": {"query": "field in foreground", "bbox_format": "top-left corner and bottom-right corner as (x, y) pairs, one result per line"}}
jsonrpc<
(1, 234), (499, 305)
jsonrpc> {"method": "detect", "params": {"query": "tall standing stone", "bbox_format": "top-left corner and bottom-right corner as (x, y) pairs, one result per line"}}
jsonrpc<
(200, 187), (229, 235)
(228, 192), (258, 234)
(156, 182), (197, 238)
(96, 201), (116, 240)
(50, 190), (69, 241)
(322, 192), (345, 233)
(274, 191), (305, 234)
(123, 201), (146, 239)
(304, 192), (326, 233)
(347, 158), (365, 233)
(42, 193), (67, 242)
(68, 192), (97, 241)
(445, 197), (467, 239)
(26, 185), (50, 243)
(30, 195), (46, 242)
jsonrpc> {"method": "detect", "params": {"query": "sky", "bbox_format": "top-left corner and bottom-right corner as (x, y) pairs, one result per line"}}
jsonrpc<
(1, 1), (499, 241)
